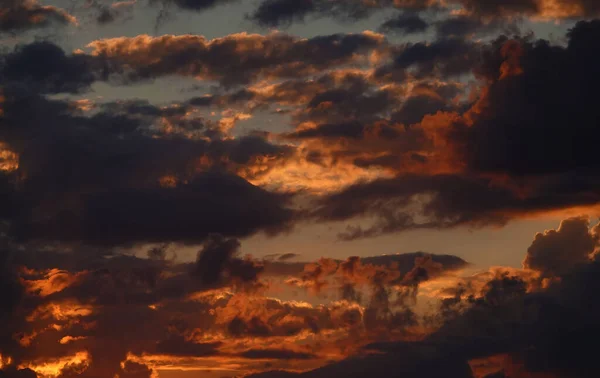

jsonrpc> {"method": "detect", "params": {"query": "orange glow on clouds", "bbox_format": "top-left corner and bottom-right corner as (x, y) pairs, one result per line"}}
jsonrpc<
(19, 351), (90, 378)
(23, 269), (85, 297)
(27, 300), (94, 322)
(0, 143), (19, 172)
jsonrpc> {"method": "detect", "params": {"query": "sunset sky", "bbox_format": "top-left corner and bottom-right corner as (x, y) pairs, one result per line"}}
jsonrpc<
(1, 1), (600, 378)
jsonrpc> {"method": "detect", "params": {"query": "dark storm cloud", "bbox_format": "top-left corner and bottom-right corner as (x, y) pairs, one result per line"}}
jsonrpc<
(454, 20), (600, 177)
(0, 87), (295, 246)
(0, 0), (74, 34)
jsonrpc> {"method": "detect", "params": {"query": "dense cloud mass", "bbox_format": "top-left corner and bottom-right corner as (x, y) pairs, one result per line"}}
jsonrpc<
(0, 86), (295, 245)
(2, 0), (600, 376)
(310, 20), (600, 239)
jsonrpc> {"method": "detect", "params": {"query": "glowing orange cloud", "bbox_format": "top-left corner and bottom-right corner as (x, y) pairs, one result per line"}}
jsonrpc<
(19, 351), (90, 378)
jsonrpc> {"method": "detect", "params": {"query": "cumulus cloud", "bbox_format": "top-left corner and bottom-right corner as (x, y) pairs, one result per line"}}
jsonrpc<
(523, 216), (599, 277)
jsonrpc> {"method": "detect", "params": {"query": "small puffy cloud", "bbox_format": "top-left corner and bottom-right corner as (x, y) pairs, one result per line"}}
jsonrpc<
(523, 216), (599, 277)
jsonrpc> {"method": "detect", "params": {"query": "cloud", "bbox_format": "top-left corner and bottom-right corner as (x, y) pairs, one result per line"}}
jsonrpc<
(305, 21), (600, 239)
(451, 21), (600, 177)
(278, 253), (299, 261)
(155, 337), (221, 357)
(457, 0), (600, 18)
(87, 32), (385, 86)
(248, 0), (436, 27)
(378, 12), (430, 35)
(523, 216), (599, 277)
(238, 349), (316, 360)
(247, 343), (474, 378)
(1, 42), (96, 94)
(433, 15), (520, 39)
(0, 0), (75, 34)
(253, 219), (600, 378)
(193, 234), (264, 289)
(379, 38), (478, 79)
(0, 87), (295, 246)
(152, 0), (235, 12)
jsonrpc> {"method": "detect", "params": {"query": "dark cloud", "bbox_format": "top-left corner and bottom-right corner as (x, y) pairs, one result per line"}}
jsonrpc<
(153, 0), (235, 12)
(458, 0), (539, 17)
(0, 0), (74, 34)
(391, 95), (447, 126)
(314, 173), (600, 240)
(264, 252), (468, 278)
(308, 21), (600, 239)
(155, 337), (221, 357)
(0, 87), (295, 246)
(278, 253), (299, 261)
(239, 349), (316, 360)
(379, 12), (429, 35)
(434, 15), (520, 39)
(248, 0), (316, 27)
(1, 41), (96, 94)
(380, 38), (477, 79)
(255, 234), (600, 378)
(288, 121), (401, 140)
(193, 235), (242, 284)
(454, 20), (600, 177)
(96, 7), (116, 24)
(88, 32), (385, 87)
(14, 170), (294, 246)
(426, 261), (600, 378)
(523, 216), (598, 277)
(192, 234), (264, 289)
(248, 344), (474, 378)
(248, 0), (435, 27)
(0, 367), (37, 378)
(456, 0), (600, 18)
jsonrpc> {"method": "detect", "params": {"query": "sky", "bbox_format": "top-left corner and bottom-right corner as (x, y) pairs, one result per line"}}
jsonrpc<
(1, 1), (600, 378)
